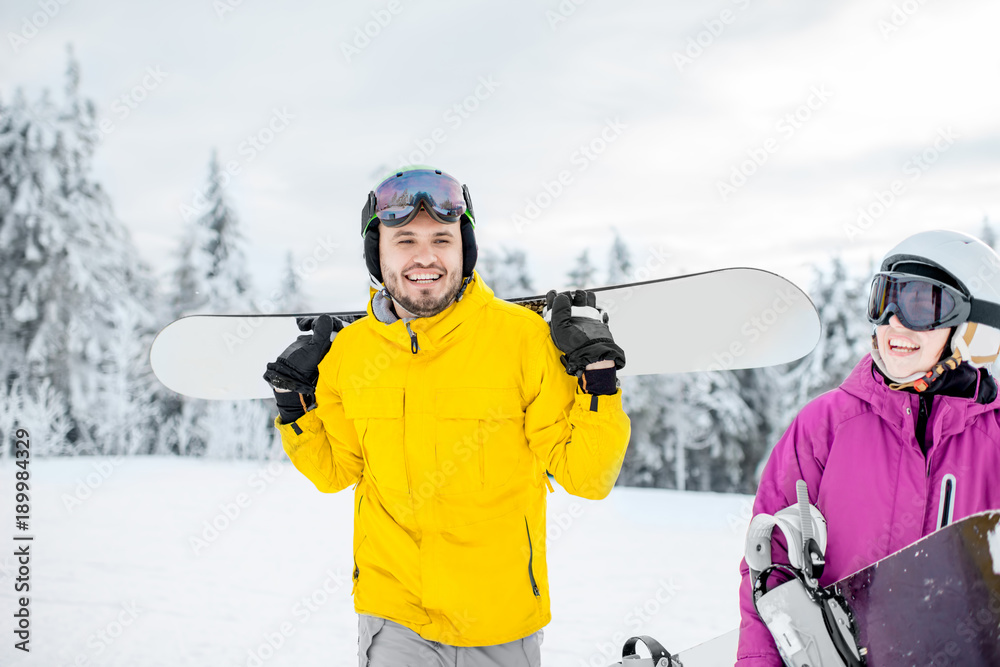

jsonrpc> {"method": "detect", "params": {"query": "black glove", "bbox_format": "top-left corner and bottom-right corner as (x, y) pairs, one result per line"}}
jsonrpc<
(263, 315), (344, 419)
(544, 290), (625, 376)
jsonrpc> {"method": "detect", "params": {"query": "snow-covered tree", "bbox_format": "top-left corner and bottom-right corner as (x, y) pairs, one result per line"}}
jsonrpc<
(566, 248), (598, 290)
(606, 229), (632, 285)
(477, 247), (534, 299)
(202, 400), (280, 459)
(0, 48), (160, 455)
(0, 358), (23, 459)
(171, 151), (254, 316)
(740, 257), (871, 481)
(276, 250), (311, 312)
(166, 152), (280, 459)
(782, 257), (869, 413)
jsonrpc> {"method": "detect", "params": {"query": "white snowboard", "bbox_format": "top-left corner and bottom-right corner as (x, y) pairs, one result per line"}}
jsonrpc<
(150, 268), (820, 400)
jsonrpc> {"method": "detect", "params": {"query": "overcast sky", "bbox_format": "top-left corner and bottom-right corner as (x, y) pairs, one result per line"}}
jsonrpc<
(2, 0), (998, 312)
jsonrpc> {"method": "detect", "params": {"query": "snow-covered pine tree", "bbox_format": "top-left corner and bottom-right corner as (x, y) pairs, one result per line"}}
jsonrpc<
(0, 354), (23, 458)
(0, 48), (160, 454)
(566, 248), (597, 290)
(477, 247), (534, 299)
(679, 369), (756, 492)
(166, 152), (275, 459)
(276, 250), (311, 312)
(171, 151), (254, 316)
(729, 366), (785, 491)
(606, 229), (632, 285)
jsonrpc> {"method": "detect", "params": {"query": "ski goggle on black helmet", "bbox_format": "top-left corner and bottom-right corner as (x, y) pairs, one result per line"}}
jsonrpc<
(867, 272), (972, 331)
(361, 168), (475, 237)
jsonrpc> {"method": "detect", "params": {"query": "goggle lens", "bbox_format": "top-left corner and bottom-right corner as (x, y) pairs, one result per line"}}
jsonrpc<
(868, 273), (961, 330)
(373, 170), (466, 227)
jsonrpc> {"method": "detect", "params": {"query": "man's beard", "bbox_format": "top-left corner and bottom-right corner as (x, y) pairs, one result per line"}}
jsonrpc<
(383, 268), (463, 318)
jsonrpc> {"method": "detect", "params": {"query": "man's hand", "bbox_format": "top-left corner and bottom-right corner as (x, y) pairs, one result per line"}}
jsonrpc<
(544, 290), (625, 376)
(263, 314), (344, 395)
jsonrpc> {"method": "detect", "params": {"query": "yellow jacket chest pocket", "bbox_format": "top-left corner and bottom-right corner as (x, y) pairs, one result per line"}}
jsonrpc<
(433, 388), (526, 495)
(343, 387), (408, 493)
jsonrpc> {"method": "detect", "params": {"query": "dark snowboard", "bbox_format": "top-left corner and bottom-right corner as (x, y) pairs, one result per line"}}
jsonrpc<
(616, 511), (1000, 666)
(831, 510), (1000, 666)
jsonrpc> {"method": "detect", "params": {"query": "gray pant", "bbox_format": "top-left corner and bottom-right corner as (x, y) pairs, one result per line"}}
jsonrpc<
(358, 614), (543, 667)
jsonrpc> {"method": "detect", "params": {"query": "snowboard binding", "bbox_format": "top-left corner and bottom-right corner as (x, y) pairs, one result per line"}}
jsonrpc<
(746, 481), (866, 667)
(608, 635), (682, 666)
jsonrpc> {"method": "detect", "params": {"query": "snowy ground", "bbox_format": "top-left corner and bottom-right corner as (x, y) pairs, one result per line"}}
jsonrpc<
(0, 457), (751, 666)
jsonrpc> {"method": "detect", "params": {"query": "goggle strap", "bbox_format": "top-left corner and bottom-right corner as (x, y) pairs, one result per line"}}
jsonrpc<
(462, 184), (475, 226)
(361, 191), (377, 237)
(970, 299), (1000, 329)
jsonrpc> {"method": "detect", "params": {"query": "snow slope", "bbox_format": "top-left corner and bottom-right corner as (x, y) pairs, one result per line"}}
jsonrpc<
(0, 458), (751, 666)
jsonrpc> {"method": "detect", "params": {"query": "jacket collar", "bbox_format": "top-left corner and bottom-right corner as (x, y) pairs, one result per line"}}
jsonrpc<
(840, 354), (999, 438)
(364, 271), (494, 352)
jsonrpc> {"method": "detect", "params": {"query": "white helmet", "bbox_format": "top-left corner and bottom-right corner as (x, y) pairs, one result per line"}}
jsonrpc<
(870, 229), (1000, 387)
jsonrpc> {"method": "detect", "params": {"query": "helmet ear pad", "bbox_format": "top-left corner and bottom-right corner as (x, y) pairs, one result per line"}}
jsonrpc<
(364, 222), (383, 283)
(459, 217), (477, 279)
(364, 216), (478, 286)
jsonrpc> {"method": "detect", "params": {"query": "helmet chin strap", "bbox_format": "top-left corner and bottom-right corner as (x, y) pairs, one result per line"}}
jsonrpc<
(455, 275), (472, 301)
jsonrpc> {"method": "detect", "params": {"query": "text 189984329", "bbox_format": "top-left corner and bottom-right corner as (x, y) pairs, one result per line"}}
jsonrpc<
(13, 428), (31, 653)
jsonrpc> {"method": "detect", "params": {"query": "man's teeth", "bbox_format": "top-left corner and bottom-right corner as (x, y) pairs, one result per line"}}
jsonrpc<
(890, 338), (919, 351)
(407, 274), (441, 283)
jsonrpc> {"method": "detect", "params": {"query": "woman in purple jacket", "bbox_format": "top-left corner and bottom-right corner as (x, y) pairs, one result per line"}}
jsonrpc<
(736, 230), (1000, 666)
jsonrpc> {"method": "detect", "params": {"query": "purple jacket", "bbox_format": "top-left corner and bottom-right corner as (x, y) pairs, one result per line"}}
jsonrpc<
(736, 355), (1000, 666)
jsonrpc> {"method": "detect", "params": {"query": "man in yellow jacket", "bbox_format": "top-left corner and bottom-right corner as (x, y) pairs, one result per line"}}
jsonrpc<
(264, 168), (630, 666)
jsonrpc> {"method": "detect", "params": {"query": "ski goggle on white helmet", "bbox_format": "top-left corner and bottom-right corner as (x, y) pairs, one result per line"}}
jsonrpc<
(869, 229), (1000, 378)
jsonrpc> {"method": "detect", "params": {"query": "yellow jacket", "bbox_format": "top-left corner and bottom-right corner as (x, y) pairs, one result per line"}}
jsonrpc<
(276, 273), (630, 646)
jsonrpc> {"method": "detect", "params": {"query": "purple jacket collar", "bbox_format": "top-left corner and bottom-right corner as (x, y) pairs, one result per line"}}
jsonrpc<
(839, 354), (999, 439)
